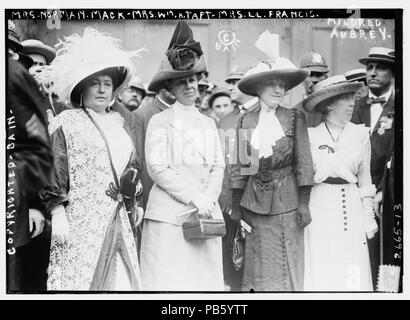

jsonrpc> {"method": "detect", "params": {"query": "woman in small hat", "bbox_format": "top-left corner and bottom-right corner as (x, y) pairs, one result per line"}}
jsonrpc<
(39, 28), (145, 290)
(303, 75), (378, 291)
(230, 56), (314, 291)
(140, 21), (225, 291)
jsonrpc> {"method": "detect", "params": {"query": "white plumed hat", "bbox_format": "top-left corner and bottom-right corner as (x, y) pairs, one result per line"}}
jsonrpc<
(38, 27), (146, 107)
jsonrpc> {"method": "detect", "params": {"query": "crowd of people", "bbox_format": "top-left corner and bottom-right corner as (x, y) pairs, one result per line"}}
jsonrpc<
(7, 19), (398, 292)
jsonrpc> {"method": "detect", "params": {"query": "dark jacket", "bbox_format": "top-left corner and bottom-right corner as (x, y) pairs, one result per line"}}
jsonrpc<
(351, 93), (395, 188)
(216, 102), (258, 213)
(130, 96), (169, 209)
(7, 58), (53, 248)
(230, 103), (314, 216)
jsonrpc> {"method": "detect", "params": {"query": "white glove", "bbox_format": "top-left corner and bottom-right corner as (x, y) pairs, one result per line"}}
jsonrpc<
(29, 208), (45, 239)
(363, 197), (378, 239)
(51, 205), (70, 243)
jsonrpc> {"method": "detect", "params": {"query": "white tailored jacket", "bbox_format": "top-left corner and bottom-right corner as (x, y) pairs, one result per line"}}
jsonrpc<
(144, 102), (225, 225)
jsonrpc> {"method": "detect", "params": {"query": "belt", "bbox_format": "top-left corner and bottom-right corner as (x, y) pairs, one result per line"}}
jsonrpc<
(255, 165), (293, 183)
(323, 177), (349, 185)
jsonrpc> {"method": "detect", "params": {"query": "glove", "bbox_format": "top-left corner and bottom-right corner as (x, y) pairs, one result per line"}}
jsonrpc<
(51, 205), (70, 243)
(231, 189), (244, 222)
(29, 208), (45, 239)
(363, 197), (378, 239)
(297, 186), (312, 228)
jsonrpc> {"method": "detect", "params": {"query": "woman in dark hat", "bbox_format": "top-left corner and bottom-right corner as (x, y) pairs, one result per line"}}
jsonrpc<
(230, 54), (314, 291)
(303, 75), (377, 291)
(39, 27), (146, 290)
(140, 21), (225, 290)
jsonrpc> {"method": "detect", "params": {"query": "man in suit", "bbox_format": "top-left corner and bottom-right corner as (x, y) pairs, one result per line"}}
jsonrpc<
(7, 20), (54, 291)
(294, 50), (329, 127)
(351, 46), (395, 289)
(116, 76), (146, 112)
(131, 88), (176, 210)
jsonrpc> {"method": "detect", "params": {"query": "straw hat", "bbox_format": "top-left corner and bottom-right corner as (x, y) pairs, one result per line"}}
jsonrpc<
(237, 57), (309, 96)
(37, 27), (145, 107)
(344, 68), (366, 83)
(126, 76), (146, 99)
(359, 47), (395, 65)
(148, 21), (206, 93)
(21, 39), (56, 64)
(303, 75), (363, 113)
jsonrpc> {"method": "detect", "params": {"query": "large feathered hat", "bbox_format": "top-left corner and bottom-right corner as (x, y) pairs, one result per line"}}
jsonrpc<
(148, 21), (206, 93)
(38, 27), (146, 107)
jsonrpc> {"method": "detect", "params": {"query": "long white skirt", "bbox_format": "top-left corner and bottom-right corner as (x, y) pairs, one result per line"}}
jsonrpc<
(140, 219), (224, 291)
(304, 183), (373, 291)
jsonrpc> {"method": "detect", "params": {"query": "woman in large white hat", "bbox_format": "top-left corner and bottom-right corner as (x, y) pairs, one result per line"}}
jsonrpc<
(303, 75), (378, 291)
(230, 54), (314, 291)
(39, 28), (145, 290)
(140, 21), (225, 291)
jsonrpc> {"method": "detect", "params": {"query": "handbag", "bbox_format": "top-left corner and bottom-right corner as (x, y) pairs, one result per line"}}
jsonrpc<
(182, 209), (226, 241)
(232, 227), (244, 271)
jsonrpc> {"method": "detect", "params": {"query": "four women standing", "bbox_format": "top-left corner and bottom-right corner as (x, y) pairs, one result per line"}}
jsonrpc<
(37, 23), (376, 292)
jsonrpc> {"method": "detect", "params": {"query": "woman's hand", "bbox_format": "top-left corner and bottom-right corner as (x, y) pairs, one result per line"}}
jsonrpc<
(134, 206), (144, 227)
(297, 204), (312, 228)
(191, 194), (215, 218)
(51, 205), (70, 243)
(29, 208), (45, 239)
(373, 191), (383, 218)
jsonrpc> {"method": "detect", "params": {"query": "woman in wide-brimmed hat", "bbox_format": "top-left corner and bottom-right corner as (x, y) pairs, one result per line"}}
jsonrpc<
(140, 21), (225, 291)
(230, 55), (314, 291)
(303, 75), (378, 291)
(39, 27), (146, 290)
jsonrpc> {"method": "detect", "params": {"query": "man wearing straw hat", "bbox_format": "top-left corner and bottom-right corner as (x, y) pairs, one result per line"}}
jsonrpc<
(351, 46), (395, 289)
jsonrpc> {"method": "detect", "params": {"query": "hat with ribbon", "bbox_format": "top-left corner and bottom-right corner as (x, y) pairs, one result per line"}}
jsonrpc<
(238, 30), (309, 96)
(303, 75), (363, 113)
(37, 27), (146, 107)
(344, 68), (366, 83)
(359, 47), (395, 65)
(21, 39), (56, 64)
(148, 21), (207, 93)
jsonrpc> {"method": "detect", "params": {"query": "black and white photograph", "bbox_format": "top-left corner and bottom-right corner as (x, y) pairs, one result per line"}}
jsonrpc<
(2, 1), (407, 302)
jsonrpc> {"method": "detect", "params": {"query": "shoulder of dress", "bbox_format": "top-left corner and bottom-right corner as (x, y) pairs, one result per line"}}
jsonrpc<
(48, 109), (82, 135)
(346, 122), (370, 144)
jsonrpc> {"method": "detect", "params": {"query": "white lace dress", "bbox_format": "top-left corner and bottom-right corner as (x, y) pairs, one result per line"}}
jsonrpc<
(46, 108), (140, 290)
(304, 122), (374, 291)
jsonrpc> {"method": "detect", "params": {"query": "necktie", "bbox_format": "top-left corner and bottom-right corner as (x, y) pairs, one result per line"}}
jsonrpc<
(367, 97), (386, 105)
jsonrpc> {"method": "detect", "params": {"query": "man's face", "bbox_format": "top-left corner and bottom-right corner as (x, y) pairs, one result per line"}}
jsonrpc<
(303, 71), (328, 95)
(226, 79), (241, 102)
(118, 86), (143, 111)
(366, 62), (394, 95)
(212, 95), (234, 120)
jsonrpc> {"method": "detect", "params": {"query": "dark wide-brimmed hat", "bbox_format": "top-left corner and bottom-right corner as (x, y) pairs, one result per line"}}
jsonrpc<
(208, 87), (231, 108)
(238, 57), (309, 96)
(303, 75), (363, 113)
(359, 47), (395, 65)
(344, 68), (366, 83)
(21, 39), (56, 64)
(299, 50), (329, 74)
(148, 21), (207, 93)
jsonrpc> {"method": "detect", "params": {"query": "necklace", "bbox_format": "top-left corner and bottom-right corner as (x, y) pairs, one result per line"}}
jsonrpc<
(325, 122), (345, 143)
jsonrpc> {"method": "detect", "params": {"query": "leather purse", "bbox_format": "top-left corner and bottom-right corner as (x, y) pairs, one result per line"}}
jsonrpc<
(182, 210), (226, 241)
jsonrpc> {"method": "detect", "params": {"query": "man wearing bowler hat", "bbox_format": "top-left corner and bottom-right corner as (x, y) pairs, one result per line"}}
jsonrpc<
(351, 47), (395, 290)
(296, 50), (329, 127)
